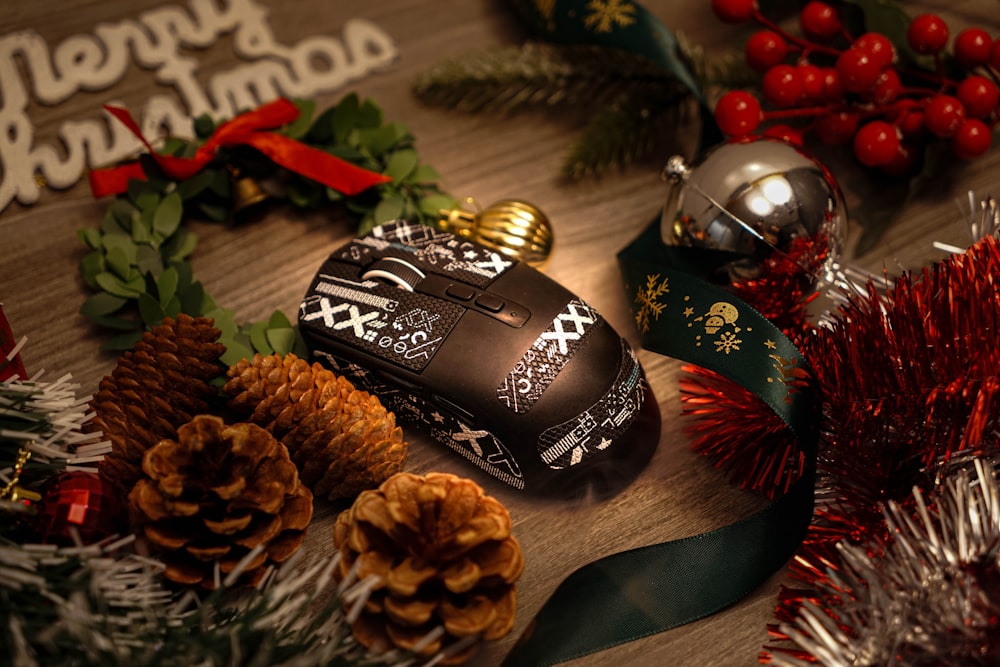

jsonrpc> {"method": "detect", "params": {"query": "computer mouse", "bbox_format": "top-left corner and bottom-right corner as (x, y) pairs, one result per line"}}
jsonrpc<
(297, 220), (661, 496)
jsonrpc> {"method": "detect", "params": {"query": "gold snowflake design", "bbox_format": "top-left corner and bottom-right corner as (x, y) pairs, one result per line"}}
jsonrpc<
(715, 330), (742, 354)
(583, 0), (637, 33)
(634, 273), (668, 334)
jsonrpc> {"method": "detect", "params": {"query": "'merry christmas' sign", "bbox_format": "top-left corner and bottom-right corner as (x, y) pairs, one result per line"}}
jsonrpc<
(0, 0), (397, 211)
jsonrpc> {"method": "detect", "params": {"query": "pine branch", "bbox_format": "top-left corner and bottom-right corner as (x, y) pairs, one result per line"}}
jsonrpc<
(562, 88), (696, 179)
(412, 42), (685, 114)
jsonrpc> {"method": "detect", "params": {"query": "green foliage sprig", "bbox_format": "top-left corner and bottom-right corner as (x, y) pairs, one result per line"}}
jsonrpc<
(413, 41), (750, 179)
(77, 94), (455, 366)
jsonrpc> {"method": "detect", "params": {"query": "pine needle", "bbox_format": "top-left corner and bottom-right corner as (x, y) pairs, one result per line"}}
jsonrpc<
(412, 42), (682, 114)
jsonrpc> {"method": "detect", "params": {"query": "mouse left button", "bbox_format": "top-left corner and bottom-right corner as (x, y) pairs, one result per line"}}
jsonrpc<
(362, 257), (426, 291)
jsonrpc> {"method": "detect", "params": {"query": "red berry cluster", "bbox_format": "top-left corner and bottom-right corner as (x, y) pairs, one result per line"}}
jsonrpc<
(711, 0), (999, 173)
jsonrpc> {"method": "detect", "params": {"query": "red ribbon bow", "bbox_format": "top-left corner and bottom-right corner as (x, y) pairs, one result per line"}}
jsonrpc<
(88, 98), (391, 199)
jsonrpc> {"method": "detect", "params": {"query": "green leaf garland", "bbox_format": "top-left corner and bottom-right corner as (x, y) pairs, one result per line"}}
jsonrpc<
(77, 94), (455, 366)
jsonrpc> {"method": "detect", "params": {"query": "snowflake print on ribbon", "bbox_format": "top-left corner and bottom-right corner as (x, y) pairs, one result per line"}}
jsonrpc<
(633, 274), (669, 334)
(583, 0), (637, 33)
(686, 300), (748, 354)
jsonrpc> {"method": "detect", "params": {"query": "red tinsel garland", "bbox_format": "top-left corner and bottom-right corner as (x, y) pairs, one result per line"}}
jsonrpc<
(762, 234), (1000, 662)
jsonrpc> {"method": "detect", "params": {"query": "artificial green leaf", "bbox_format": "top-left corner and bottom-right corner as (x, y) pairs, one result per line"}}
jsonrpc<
(205, 306), (238, 339)
(359, 123), (408, 155)
(131, 217), (152, 244)
(198, 202), (229, 222)
(153, 191), (183, 239)
(357, 98), (384, 128)
(419, 193), (458, 217)
(220, 338), (254, 367)
(248, 321), (273, 355)
(410, 164), (442, 183)
(266, 310), (293, 329)
(332, 93), (360, 143)
(374, 194), (405, 224)
(79, 292), (128, 319)
(134, 191), (160, 216)
(285, 98), (316, 139)
(95, 272), (143, 298)
(135, 245), (164, 276)
(138, 292), (166, 327)
(164, 229), (199, 263)
(90, 314), (141, 331)
(78, 227), (102, 250)
(163, 295), (182, 318)
(108, 198), (136, 229)
(265, 327), (297, 354)
(306, 106), (337, 143)
(79, 251), (106, 289)
(384, 149), (419, 181)
(105, 246), (132, 281)
(101, 232), (138, 263)
(99, 329), (144, 351)
(178, 281), (205, 315)
(193, 113), (215, 139)
(157, 267), (179, 306)
(207, 168), (231, 197)
(177, 170), (216, 200)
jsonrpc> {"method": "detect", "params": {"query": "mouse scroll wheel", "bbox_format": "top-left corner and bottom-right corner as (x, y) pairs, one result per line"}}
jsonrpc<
(361, 257), (426, 291)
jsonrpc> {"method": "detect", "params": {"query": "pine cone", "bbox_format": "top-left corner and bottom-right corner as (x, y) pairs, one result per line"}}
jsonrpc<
(332, 472), (524, 665)
(91, 315), (225, 496)
(223, 353), (407, 500)
(129, 414), (313, 588)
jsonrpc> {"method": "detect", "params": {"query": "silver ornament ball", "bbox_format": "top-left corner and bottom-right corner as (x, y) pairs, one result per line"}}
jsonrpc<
(660, 137), (846, 286)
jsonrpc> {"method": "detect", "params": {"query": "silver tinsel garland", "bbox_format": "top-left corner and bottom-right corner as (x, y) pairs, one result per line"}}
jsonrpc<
(771, 458), (1000, 667)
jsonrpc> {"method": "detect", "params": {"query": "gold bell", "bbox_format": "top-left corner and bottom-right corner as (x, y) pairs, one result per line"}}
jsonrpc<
(437, 199), (554, 266)
(230, 169), (271, 221)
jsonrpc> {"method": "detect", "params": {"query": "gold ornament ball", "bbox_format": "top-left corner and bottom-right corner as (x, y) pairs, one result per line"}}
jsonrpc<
(437, 199), (554, 266)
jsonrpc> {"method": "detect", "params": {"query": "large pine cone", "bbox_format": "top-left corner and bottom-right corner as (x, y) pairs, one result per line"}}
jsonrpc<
(91, 315), (225, 496)
(129, 414), (313, 588)
(223, 353), (407, 500)
(332, 472), (524, 665)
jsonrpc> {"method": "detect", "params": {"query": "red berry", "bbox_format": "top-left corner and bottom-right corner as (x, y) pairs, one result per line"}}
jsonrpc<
(952, 118), (992, 159)
(799, 2), (841, 42)
(746, 30), (788, 73)
(815, 111), (860, 145)
(712, 0), (757, 24)
(907, 14), (949, 55)
(954, 28), (993, 68)
(870, 68), (902, 105)
(956, 75), (999, 119)
(820, 67), (842, 102)
(897, 108), (925, 137)
(797, 64), (825, 102)
(924, 94), (967, 137)
(763, 64), (804, 107)
(853, 120), (901, 167)
(836, 48), (882, 93)
(763, 124), (804, 145)
(715, 91), (762, 136)
(853, 33), (896, 69)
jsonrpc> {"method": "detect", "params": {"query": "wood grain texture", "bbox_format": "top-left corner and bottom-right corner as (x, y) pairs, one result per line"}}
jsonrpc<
(3, 0), (999, 665)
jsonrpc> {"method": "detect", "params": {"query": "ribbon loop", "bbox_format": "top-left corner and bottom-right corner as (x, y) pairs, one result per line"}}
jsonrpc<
(89, 98), (390, 198)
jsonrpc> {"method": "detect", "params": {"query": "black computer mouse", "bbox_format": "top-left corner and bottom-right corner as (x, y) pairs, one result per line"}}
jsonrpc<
(297, 220), (661, 497)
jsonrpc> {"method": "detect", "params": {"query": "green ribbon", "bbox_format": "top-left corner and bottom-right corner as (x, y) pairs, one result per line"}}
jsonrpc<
(504, 0), (703, 101)
(501, 218), (818, 666)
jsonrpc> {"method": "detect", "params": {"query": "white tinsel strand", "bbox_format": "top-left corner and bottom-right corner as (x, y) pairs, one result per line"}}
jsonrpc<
(1, 537), (418, 667)
(771, 459), (1000, 667)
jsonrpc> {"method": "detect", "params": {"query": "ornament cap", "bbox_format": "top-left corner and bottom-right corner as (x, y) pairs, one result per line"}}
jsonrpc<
(437, 198), (554, 266)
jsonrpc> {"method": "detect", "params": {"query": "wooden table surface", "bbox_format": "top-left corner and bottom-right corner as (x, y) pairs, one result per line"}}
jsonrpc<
(4, 0), (999, 665)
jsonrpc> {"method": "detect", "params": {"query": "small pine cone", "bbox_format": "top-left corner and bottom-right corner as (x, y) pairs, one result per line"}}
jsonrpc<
(223, 352), (345, 439)
(92, 315), (225, 496)
(224, 353), (407, 499)
(129, 414), (313, 588)
(332, 472), (524, 665)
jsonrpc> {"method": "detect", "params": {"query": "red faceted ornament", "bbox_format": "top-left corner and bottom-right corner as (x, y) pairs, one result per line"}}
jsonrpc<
(36, 471), (125, 545)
